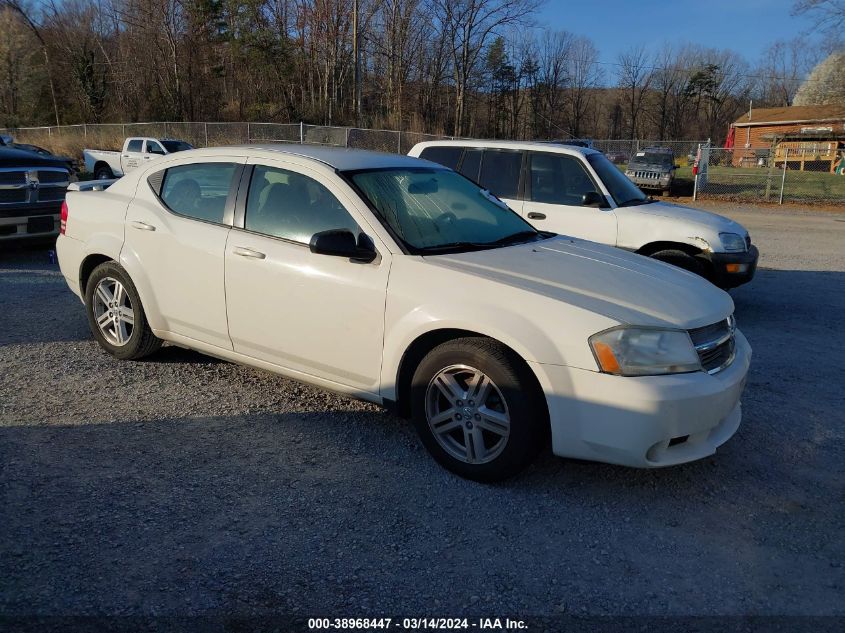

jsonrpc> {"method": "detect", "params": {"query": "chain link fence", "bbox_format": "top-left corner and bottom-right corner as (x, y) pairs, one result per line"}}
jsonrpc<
(693, 145), (845, 205)
(3, 121), (843, 205)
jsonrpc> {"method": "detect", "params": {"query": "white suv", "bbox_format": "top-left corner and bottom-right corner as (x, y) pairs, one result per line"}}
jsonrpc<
(57, 145), (750, 481)
(409, 140), (759, 288)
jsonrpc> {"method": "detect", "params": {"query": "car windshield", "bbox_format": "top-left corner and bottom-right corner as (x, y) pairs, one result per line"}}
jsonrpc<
(161, 140), (193, 153)
(346, 167), (543, 254)
(630, 151), (673, 168)
(586, 153), (651, 207)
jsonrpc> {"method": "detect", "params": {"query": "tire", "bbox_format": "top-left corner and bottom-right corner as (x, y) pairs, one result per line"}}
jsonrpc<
(650, 249), (708, 278)
(94, 164), (114, 180)
(84, 261), (161, 360)
(410, 337), (547, 482)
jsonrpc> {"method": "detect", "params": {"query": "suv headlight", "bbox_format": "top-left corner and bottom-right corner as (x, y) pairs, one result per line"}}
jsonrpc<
(589, 327), (702, 376)
(719, 232), (747, 252)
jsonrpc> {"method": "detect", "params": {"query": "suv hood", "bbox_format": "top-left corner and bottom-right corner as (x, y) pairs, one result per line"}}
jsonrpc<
(427, 236), (733, 329)
(628, 162), (671, 172)
(627, 201), (746, 235)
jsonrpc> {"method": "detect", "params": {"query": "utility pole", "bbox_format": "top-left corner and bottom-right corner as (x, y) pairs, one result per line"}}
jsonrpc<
(353, 0), (362, 124)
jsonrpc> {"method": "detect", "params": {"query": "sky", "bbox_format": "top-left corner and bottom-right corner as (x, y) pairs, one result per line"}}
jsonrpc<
(537, 0), (815, 64)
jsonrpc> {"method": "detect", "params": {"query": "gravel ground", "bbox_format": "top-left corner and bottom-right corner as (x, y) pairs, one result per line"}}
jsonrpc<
(1, 205), (844, 626)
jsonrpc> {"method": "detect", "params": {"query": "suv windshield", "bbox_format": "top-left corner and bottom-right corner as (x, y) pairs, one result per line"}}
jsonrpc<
(346, 167), (544, 254)
(630, 151), (673, 168)
(586, 153), (650, 207)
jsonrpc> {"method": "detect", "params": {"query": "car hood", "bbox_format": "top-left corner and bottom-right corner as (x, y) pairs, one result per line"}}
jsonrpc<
(628, 162), (671, 172)
(425, 236), (733, 329)
(625, 201), (747, 234)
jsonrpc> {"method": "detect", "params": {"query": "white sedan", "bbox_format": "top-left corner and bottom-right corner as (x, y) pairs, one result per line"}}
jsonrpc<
(56, 145), (751, 481)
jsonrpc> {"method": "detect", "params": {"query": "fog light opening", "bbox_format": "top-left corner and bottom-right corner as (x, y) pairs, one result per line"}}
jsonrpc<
(668, 435), (690, 447)
(725, 263), (749, 274)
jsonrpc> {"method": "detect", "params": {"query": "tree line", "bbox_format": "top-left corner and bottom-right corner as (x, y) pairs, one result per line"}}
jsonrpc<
(0, 0), (838, 142)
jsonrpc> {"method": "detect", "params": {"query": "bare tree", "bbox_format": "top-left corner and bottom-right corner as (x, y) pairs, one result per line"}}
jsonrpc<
(565, 35), (601, 138)
(616, 44), (653, 139)
(431, 0), (540, 136)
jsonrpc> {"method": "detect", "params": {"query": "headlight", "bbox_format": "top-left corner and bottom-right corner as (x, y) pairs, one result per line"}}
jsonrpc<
(589, 327), (702, 376)
(719, 232), (746, 252)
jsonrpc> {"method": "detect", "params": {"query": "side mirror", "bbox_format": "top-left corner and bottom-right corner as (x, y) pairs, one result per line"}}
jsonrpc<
(581, 191), (605, 208)
(309, 229), (377, 263)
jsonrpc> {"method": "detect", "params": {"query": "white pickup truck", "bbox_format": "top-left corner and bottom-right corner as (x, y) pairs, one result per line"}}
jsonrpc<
(83, 137), (193, 180)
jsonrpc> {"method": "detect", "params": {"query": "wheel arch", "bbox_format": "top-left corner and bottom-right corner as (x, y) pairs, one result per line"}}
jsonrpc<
(392, 328), (548, 423)
(636, 240), (705, 258)
(79, 253), (114, 294)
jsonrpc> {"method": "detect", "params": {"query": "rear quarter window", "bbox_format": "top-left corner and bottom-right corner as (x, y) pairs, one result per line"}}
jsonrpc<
(419, 146), (463, 170)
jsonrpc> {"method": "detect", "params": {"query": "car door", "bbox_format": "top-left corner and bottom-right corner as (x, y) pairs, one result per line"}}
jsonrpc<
(521, 152), (617, 245)
(120, 139), (145, 174)
(123, 157), (245, 349)
(224, 159), (390, 394)
(143, 140), (166, 167)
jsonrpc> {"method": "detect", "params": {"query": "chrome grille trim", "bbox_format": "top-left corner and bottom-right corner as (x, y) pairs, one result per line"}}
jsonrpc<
(689, 316), (736, 375)
(0, 167), (69, 207)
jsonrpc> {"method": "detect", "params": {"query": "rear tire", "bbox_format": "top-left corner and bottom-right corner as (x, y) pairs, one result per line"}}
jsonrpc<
(410, 337), (546, 482)
(650, 249), (707, 278)
(85, 262), (161, 360)
(94, 164), (114, 180)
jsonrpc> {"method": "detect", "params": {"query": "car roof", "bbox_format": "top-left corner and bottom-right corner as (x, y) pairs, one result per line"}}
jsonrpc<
(411, 138), (601, 157)
(194, 144), (436, 170)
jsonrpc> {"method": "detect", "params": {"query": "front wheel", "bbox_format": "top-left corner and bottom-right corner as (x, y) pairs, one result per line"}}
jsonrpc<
(85, 262), (162, 360)
(650, 249), (708, 278)
(94, 164), (114, 180)
(410, 337), (547, 482)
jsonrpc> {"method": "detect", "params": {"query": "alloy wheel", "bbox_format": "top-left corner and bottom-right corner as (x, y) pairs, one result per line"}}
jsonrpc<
(92, 277), (134, 346)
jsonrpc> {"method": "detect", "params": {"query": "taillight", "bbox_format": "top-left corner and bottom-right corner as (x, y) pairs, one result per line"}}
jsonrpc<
(60, 200), (68, 235)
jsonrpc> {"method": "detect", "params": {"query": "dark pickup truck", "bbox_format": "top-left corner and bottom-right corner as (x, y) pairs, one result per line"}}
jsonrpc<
(0, 140), (71, 242)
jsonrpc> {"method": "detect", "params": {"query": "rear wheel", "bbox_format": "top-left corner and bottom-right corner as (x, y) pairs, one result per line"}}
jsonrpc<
(85, 262), (161, 360)
(650, 249), (707, 278)
(94, 164), (114, 180)
(410, 337), (546, 482)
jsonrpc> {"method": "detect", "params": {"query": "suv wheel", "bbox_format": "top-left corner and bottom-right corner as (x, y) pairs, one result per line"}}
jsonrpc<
(410, 337), (546, 481)
(650, 249), (707, 278)
(85, 262), (161, 360)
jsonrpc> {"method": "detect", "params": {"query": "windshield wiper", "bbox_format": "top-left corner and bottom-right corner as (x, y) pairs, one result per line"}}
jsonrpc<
(416, 241), (490, 254)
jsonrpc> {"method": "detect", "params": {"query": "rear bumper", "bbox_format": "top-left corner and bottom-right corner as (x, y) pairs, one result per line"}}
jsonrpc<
(56, 233), (84, 300)
(709, 245), (759, 288)
(531, 330), (751, 468)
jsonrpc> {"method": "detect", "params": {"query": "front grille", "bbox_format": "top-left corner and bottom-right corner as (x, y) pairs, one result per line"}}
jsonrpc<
(0, 189), (27, 203)
(37, 170), (69, 184)
(689, 317), (736, 374)
(633, 170), (660, 180)
(0, 171), (26, 185)
(37, 187), (68, 202)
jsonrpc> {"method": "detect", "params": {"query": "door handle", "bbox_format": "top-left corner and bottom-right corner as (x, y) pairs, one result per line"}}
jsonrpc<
(233, 246), (266, 260)
(527, 212), (546, 220)
(129, 220), (156, 231)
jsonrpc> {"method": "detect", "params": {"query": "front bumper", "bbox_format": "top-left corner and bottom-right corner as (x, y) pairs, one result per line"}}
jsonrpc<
(709, 245), (759, 288)
(0, 212), (60, 241)
(531, 329), (751, 468)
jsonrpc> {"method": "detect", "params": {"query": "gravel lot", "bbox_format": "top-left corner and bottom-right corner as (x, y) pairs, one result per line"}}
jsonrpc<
(1, 204), (844, 626)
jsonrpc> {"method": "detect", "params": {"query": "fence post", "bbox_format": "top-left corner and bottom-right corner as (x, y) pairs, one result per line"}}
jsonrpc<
(345, 127), (350, 148)
(84, 124), (87, 141)
(247, 122), (250, 144)
(398, 131), (402, 154)
(300, 121), (304, 144)
(779, 148), (788, 205)
(204, 122), (208, 147)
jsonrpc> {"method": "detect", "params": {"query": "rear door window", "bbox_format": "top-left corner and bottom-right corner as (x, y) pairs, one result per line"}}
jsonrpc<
(159, 162), (238, 224)
(126, 139), (143, 153)
(479, 150), (522, 200)
(419, 146), (463, 170)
